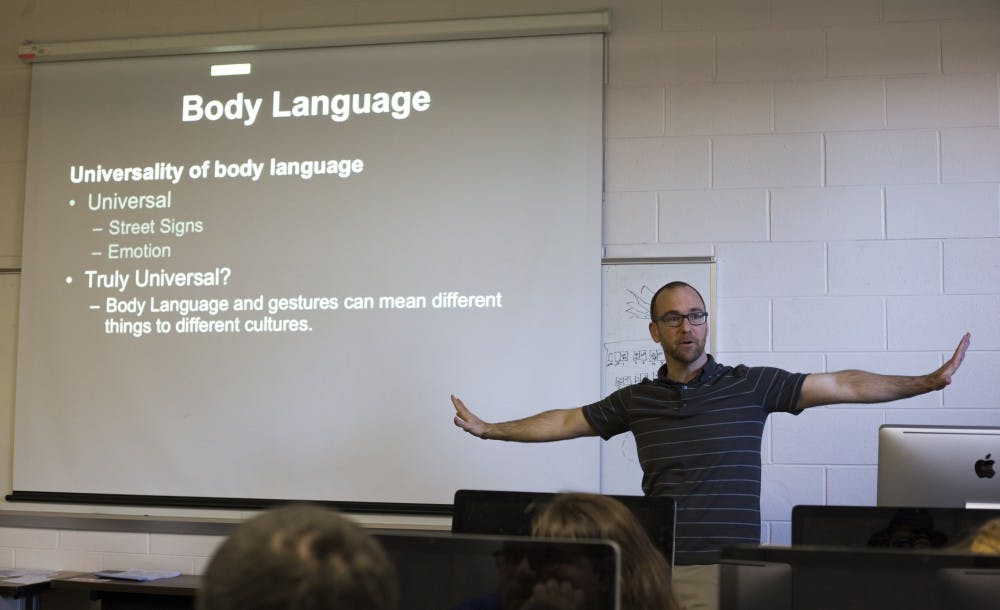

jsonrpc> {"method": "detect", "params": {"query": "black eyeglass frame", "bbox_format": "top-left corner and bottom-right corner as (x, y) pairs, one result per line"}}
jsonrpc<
(652, 311), (709, 327)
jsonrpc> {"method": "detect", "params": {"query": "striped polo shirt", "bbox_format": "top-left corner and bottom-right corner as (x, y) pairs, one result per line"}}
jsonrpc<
(582, 355), (807, 565)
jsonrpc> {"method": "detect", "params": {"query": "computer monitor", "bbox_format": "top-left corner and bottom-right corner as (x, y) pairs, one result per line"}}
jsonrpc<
(373, 530), (621, 610)
(877, 425), (1000, 508)
(451, 489), (675, 566)
(792, 505), (1000, 549)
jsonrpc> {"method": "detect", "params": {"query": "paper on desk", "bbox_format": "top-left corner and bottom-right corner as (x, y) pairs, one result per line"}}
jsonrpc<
(5, 575), (54, 585)
(0, 569), (59, 585)
(94, 569), (181, 581)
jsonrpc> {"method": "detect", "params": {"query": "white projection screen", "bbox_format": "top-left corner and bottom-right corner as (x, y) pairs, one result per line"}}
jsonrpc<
(13, 31), (604, 510)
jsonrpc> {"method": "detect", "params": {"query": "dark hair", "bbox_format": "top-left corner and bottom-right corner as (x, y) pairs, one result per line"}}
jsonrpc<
(649, 281), (706, 320)
(531, 493), (679, 610)
(199, 504), (397, 610)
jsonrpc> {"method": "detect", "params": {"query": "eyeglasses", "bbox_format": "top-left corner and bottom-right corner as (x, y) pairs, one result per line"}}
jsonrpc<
(653, 311), (708, 327)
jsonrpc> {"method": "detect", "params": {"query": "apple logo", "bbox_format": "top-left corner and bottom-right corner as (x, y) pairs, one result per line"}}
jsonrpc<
(974, 453), (996, 479)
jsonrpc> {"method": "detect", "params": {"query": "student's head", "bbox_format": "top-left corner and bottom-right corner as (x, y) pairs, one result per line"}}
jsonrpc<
(199, 503), (397, 610)
(530, 493), (678, 610)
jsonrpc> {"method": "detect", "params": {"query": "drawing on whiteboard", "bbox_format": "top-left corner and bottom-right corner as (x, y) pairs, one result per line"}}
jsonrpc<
(623, 286), (656, 319)
(603, 341), (664, 390)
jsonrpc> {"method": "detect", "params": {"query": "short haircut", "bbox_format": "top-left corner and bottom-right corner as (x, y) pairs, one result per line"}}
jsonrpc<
(199, 504), (397, 610)
(649, 281), (706, 320)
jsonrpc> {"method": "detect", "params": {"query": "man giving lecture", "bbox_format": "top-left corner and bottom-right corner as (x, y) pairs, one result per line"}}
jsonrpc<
(452, 281), (970, 606)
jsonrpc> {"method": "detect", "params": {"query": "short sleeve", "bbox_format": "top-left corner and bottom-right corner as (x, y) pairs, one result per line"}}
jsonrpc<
(753, 367), (809, 415)
(581, 387), (633, 440)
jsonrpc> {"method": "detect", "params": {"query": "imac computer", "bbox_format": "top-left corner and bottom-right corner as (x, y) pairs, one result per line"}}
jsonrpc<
(877, 425), (1000, 508)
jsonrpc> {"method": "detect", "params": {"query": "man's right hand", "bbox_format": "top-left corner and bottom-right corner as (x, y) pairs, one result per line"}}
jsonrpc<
(451, 397), (594, 442)
(452, 394), (489, 438)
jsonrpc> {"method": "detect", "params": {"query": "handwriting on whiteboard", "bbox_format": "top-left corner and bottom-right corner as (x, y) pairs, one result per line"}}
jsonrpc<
(603, 342), (664, 390)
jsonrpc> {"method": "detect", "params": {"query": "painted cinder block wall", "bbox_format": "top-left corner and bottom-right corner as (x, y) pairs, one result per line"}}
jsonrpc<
(0, 0), (998, 570)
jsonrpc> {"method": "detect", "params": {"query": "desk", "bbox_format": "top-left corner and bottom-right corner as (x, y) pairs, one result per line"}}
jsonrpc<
(0, 572), (81, 610)
(720, 545), (1000, 610)
(0, 580), (48, 610)
(51, 574), (199, 610)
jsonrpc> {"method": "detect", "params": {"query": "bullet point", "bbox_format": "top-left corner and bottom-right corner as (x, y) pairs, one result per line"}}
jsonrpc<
(65, 276), (72, 284)
(69, 199), (76, 207)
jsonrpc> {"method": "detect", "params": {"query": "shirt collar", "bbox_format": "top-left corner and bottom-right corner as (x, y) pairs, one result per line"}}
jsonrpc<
(656, 354), (720, 386)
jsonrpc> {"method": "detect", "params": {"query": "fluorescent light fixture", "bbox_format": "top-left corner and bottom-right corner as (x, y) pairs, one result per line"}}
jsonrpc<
(211, 63), (251, 76)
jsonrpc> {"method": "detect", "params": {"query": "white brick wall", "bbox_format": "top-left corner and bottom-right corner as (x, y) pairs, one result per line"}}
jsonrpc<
(944, 237), (1000, 291)
(828, 23), (941, 76)
(658, 189), (768, 242)
(0, 0), (998, 557)
(828, 240), (941, 295)
(774, 79), (885, 132)
(941, 127), (1000, 182)
(606, 137), (711, 190)
(717, 29), (826, 81)
(886, 184), (999, 238)
(606, 87), (665, 138)
(714, 134), (823, 187)
(943, 22), (1000, 72)
(0, 527), (223, 573)
(827, 131), (940, 185)
(886, 74), (998, 128)
(773, 297), (886, 351)
(666, 83), (772, 135)
(772, 0), (882, 27)
(0, 511), (449, 574)
(717, 243), (827, 297)
(771, 187), (884, 241)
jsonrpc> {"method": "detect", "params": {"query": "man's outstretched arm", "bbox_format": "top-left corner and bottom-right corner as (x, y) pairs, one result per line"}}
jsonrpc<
(797, 333), (971, 409)
(451, 395), (596, 442)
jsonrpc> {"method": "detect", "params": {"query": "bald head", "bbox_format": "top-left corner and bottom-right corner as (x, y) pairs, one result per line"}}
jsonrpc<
(649, 282), (706, 320)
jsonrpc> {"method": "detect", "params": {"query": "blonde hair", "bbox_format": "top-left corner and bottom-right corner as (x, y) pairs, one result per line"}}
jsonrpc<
(968, 517), (1000, 554)
(530, 493), (678, 610)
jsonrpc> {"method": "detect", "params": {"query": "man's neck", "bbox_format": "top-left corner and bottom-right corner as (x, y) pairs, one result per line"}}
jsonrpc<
(665, 355), (708, 384)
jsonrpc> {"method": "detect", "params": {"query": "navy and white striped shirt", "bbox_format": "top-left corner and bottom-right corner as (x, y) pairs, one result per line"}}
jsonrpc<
(582, 355), (807, 565)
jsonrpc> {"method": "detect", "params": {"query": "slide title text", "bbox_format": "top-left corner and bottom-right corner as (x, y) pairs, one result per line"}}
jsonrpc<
(182, 90), (432, 126)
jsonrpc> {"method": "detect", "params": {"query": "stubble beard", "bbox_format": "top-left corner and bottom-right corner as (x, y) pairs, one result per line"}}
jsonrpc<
(665, 334), (706, 365)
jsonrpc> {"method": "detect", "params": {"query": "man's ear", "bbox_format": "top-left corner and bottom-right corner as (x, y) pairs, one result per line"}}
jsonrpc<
(649, 321), (661, 343)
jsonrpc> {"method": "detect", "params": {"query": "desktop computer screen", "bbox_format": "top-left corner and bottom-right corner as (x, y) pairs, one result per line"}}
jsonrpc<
(877, 425), (1000, 508)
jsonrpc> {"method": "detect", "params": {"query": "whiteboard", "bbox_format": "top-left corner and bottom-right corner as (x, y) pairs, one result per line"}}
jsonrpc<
(599, 259), (716, 494)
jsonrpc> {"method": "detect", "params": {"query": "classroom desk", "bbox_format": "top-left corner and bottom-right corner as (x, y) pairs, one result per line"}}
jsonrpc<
(50, 574), (199, 610)
(0, 578), (53, 607)
(1, 576), (58, 610)
(720, 544), (1000, 610)
(0, 572), (85, 610)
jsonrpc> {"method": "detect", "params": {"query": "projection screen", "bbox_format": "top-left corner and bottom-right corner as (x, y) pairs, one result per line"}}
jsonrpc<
(13, 31), (604, 508)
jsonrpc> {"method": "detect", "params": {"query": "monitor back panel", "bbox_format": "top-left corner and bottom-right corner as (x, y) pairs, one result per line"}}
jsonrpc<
(877, 425), (1000, 508)
(452, 489), (676, 566)
(792, 505), (1000, 549)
